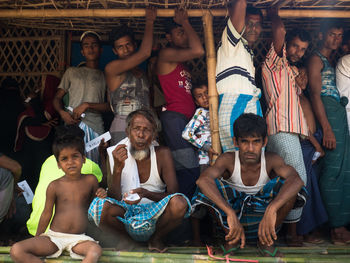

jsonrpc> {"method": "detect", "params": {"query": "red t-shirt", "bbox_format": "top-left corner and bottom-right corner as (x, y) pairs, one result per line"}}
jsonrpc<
(158, 63), (195, 119)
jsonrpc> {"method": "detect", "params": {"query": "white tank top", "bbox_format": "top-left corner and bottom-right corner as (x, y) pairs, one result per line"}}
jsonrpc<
(139, 146), (166, 204)
(226, 151), (269, 195)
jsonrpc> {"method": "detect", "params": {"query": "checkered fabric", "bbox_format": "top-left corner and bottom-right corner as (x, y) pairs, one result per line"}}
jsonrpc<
(191, 177), (307, 241)
(88, 193), (191, 242)
(266, 132), (307, 223)
(219, 93), (262, 153)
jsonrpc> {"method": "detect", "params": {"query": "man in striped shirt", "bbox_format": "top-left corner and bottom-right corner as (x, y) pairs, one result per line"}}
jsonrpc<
(261, 9), (311, 246)
(216, 0), (263, 153)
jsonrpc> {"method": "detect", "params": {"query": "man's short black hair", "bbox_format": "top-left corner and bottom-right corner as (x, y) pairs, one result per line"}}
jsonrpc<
(233, 113), (267, 139)
(320, 19), (343, 36)
(164, 19), (182, 35)
(246, 5), (263, 23)
(52, 134), (85, 162)
(109, 25), (135, 47)
(286, 28), (312, 45)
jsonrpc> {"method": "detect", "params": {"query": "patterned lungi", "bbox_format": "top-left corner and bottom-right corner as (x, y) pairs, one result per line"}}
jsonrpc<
(266, 132), (307, 223)
(88, 193), (191, 242)
(219, 93), (262, 153)
(191, 177), (307, 241)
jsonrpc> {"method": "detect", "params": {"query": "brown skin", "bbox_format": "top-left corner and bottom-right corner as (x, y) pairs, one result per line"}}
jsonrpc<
(196, 135), (304, 249)
(100, 114), (188, 252)
(308, 27), (343, 150)
(308, 27), (350, 242)
(297, 68), (325, 160)
(53, 35), (109, 125)
(229, 0), (262, 48)
(10, 147), (105, 263)
(156, 9), (204, 76)
(105, 8), (156, 93)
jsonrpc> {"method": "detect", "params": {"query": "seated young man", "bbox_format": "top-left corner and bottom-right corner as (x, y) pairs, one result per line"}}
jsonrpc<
(88, 109), (191, 253)
(11, 133), (105, 262)
(192, 113), (306, 257)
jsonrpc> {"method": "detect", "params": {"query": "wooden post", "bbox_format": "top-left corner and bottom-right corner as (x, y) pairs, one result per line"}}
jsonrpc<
(202, 11), (221, 164)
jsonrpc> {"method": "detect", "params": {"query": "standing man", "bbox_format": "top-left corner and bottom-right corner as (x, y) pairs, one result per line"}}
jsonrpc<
(156, 9), (204, 198)
(336, 30), (350, 134)
(308, 20), (350, 244)
(106, 8), (156, 145)
(261, 10), (311, 246)
(53, 31), (109, 164)
(217, 0), (263, 153)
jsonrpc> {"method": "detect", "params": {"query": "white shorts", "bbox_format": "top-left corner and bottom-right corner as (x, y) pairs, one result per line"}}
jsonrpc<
(41, 229), (98, 259)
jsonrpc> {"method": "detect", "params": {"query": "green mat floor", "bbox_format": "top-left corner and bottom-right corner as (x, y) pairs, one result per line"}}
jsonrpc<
(1, 245), (350, 263)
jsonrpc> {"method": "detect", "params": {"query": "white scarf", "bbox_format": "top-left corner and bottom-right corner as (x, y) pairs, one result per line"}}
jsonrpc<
(107, 137), (158, 200)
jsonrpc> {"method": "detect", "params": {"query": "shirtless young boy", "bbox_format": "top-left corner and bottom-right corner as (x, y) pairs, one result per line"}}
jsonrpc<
(10, 134), (106, 263)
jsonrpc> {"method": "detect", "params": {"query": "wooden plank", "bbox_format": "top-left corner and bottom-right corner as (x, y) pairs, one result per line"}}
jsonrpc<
(1, 8), (350, 18)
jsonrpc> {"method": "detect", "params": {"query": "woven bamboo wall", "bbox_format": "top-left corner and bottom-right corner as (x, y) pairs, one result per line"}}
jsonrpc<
(0, 27), (65, 97)
(0, 20), (345, 97)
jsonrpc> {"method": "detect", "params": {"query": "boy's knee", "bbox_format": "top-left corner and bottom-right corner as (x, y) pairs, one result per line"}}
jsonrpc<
(87, 244), (102, 260)
(10, 242), (23, 260)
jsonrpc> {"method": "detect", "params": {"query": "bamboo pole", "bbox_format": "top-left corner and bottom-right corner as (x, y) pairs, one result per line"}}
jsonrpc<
(202, 11), (221, 164)
(1, 9), (350, 18)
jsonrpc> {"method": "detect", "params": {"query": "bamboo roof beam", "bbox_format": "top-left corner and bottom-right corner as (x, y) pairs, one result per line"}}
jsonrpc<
(1, 8), (350, 18)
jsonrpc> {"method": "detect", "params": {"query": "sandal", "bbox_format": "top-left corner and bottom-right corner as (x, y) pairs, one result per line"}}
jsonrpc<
(220, 244), (240, 256)
(257, 243), (283, 258)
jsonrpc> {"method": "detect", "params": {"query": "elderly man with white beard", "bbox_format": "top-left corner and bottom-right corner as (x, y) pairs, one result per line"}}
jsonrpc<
(88, 109), (191, 253)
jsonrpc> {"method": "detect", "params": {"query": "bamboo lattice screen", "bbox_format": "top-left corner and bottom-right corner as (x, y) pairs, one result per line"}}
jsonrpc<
(1, 0), (350, 95)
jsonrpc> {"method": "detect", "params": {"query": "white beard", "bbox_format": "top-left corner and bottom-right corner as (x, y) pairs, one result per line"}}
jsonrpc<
(130, 146), (150, 161)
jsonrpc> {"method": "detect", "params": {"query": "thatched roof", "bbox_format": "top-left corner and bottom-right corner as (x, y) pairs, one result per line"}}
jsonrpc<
(1, 0), (350, 34)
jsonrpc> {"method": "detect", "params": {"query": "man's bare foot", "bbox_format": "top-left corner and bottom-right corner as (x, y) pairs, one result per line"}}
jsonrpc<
(286, 234), (303, 247)
(331, 227), (350, 245)
(303, 232), (323, 244)
(148, 237), (167, 253)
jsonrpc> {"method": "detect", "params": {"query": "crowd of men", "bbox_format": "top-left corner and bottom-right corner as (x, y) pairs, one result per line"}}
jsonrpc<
(1, 0), (350, 261)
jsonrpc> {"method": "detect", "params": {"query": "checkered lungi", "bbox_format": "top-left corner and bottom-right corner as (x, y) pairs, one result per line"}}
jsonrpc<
(219, 93), (262, 153)
(88, 193), (191, 242)
(191, 177), (307, 241)
(266, 132), (307, 223)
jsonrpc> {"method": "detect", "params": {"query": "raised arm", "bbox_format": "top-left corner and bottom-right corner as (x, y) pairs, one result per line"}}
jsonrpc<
(196, 153), (246, 248)
(36, 182), (56, 235)
(268, 7), (286, 56)
(308, 55), (336, 149)
(105, 8), (156, 83)
(157, 9), (204, 64)
(229, 0), (247, 34)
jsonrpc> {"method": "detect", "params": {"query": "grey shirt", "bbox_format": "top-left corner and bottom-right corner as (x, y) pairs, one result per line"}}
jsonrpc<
(58, 66), (106, 134)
